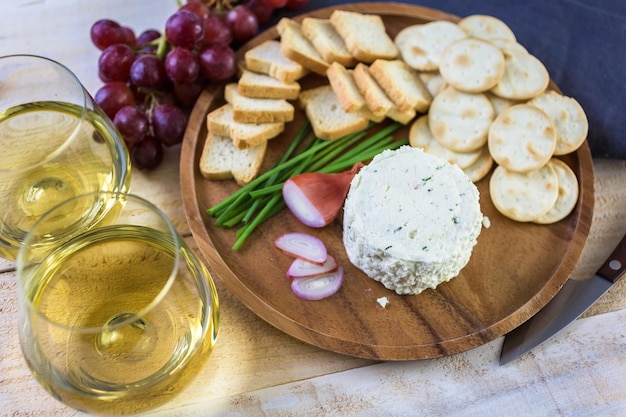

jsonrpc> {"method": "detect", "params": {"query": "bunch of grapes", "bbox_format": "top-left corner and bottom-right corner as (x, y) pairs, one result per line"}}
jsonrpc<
(90, 0), (309, 171)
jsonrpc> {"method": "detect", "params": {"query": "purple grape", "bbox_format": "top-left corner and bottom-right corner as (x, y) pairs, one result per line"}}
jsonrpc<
(90, 19), (127, 50)
(131, 135), (164, 171)
(225, 5), (259, 43)
(165, 10), (204, 49)
(130, 54), (166, 89)
(201, 16), (232, 46)
(94, 82), (135, 119)
(151, 104), (188, 147)
(164, 47), (200, 84)
(113, 105), (149, 146)
(137, 29), (162, 53)
(199, 44), (237, 83)
(98, 44), (135, 82)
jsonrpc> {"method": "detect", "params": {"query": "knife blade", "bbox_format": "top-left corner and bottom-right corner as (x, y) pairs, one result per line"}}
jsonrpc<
(500, 232), (626, 365)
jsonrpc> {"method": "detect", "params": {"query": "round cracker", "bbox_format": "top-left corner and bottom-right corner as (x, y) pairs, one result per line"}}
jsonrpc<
(429, 86), (495, 152)
(533, 158), (579, 224)
(409, 115), (482, 169)
(489, 164), (559, 222)
(458, 14), (516, 42)
(395, 21), (468, 71)
(528, 90), (588, 155)
(463, 145), (494, 183)
(488, 104), (556, 172)
(488, 37), (528, 57)
(439, 38), (505, 93)
(484, 91), (520, 116)
(490, 50), (549, 100)
(419, 71), (447, 97)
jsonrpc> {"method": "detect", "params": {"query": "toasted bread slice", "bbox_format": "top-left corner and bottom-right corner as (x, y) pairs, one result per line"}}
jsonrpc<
(224, 83), (294, 124)
(301, 17), (356, 67)
(329, 10), (398, 63)
(299, 85), (369, 141)
(244, 40), (308, 83)
(352, 63), (416, 125)
(277, 18), (329, 75)
(199, 132), (267, 185)
(207, 104), (284, 149)
(238, 69), (300, 100)
(326, 62), (384, 122)
(369, 59), (432, 113)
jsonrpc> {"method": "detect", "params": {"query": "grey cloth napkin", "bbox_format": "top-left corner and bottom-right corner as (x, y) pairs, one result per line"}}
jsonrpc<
(273, 0), (626, 159)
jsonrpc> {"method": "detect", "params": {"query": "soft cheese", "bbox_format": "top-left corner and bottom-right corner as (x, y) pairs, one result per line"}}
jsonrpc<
(343, 146), (483, 295)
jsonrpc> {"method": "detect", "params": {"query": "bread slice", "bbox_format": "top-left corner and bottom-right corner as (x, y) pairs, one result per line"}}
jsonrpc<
(329, 10), (398, 63)
(369, 59), (432, 113)
(224, 83), (294, 124)
(352, 63), (416, 125)
(207, 104), (284, 149)
(301, 17), (356, 68)
(326, 62), (383, 122)
(299, 85), (369, 141)
(238, 69), (300, 100)
(244, 40), (308, 83)
(277, 18), (330, 75)
(199, 132), (267, 185)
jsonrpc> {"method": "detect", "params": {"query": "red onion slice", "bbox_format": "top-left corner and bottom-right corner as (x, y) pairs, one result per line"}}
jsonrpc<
(291, 267), (344, 300)
(282, 178), (326, 228)
(274, 232), (327, 265)
(286, 255), (339, 279)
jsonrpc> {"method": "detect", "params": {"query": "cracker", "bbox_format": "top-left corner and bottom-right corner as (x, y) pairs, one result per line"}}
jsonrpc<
(428, 86), (495, 152)
(489, 164), (559, 222)
(488, 37), (528, 57)
(458, 14), (516, 42)
(490, 50), (549, 100)
(488, 104), (556, 172)
(484, 91), (520, 116)
(394, 21), (468, 71)
(528, 90), (588, 155)
(463, 145), (494, 183)
(409, 115), (482, 169)
(533, 158), (579, 224)
(419, 71), (447, 97)
(439, 38), (505, 93)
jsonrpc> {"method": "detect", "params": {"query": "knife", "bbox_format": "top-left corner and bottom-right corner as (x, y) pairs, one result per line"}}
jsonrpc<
(500, 232), (626, 365)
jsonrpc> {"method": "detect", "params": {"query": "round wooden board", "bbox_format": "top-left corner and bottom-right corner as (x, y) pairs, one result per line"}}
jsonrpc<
(180, 3), (594, 360)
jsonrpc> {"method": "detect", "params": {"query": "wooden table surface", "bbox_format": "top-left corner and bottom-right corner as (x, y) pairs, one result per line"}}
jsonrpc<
(1, 1), (625, 416)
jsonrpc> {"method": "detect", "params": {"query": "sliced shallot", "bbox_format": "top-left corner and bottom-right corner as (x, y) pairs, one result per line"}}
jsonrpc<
(286, 255), (339, 279)
(282, 163), (363, 228)
(274, 232), (327, 265)
(291, 267), (344, 301)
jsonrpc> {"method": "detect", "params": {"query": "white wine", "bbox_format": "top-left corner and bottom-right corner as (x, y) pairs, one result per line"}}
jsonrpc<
(19, 224), (219, 415)
(0, 101), (130, 259)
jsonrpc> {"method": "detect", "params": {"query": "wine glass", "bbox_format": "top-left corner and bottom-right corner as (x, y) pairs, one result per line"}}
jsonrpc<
(0, 54), (131, 260)
(16, 191), (220, 415)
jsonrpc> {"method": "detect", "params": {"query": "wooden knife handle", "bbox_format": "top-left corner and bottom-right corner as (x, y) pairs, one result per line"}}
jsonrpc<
(597, 233), (626, 284)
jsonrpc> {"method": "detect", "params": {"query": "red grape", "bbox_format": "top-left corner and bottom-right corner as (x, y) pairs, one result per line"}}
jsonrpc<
(173, 78), (205, 108)
(122, 26), (137, 47)
(90, 19), (127, 50)
(94, 82), (135, 119)
(130, 54), (166, 89)
(201, 16), (232, 46)
(199, 43), (237, 82)
(113, 105), (149, 146)
(263, 0), (288, 8)
(225, 5), (259, 43)
(285, 0), (309, 9)
(244, 0), (275, 25)
(137, 29), (162, 53)
(151, 104), (187, 146)
(179, 1), (211, 21)
(98, 44), (135, 82)
(164, 47), (200, 84)
(131, 135), (164, 171)
(165, 10), (204, 49)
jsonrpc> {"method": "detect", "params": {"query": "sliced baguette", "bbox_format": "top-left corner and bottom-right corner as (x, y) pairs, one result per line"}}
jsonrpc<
(238, 69), (300, 100)
(244, 40), (308, 83)
(207, 104), (284, 149)
(326, 62), (383, 122)
(369, 59), (432, 112)
(199, 132), (267, 185)
(329, 10), (398, 63)
(352, 63), (416, 125)
(224, 83), (294, 124)
(299, 85), (369, 141)
(301, 17), (356, 67)
(277, 18), (330, 75)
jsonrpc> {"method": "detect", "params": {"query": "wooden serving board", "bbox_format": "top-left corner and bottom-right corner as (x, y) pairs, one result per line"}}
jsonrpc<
(180, 3), (594, 360)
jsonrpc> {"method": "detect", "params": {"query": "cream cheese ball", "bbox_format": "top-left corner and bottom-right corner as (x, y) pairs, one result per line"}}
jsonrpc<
(342, 146), (483, 295)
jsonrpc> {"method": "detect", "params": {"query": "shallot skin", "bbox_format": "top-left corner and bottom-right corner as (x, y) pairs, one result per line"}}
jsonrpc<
(282, 163), (363, 228)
